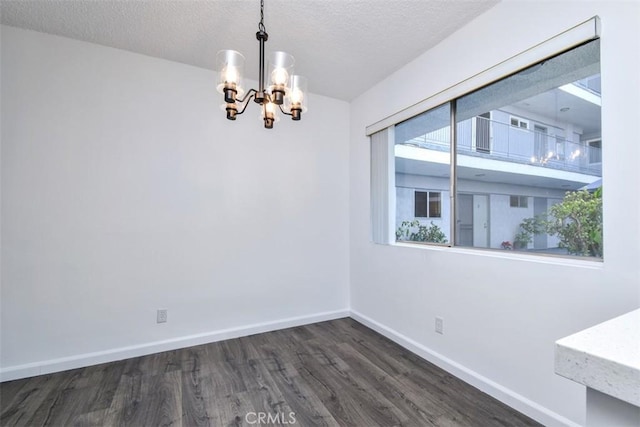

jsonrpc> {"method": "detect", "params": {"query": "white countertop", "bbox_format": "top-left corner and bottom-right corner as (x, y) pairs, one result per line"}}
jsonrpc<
(555, 309), (640, 407)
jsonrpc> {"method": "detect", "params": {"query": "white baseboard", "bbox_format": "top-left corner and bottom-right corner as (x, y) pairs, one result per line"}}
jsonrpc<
(0, 309), (349, 382)
(349, 310), (581, 427)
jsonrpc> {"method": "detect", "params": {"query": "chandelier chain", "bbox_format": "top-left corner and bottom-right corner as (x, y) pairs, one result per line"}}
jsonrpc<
(258, 0), (266, 33)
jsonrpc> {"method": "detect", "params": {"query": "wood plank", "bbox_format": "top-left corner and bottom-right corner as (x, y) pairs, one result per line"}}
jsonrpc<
(103, 369), (182, 426)
(1, 374), (69, 426)
(102, 369), (145, 425)
(147, 370), (183, 427)
(181, 347), (217, 427)
(212, 391), (254, 427)
(291, 340), (408, 426)
(81, 360), (127, 412)
(250, 341), (340, 426)
(333, 341), (443, 426)
(19, 369), (90, 426)
(205, 342), (249, 398)
(234, 338), (297, 422)
(69, 408), (109, 427)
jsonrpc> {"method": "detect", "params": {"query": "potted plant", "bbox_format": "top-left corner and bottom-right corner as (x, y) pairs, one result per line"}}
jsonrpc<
(501, 241), (513, 250)
(514, 216), (546, 250)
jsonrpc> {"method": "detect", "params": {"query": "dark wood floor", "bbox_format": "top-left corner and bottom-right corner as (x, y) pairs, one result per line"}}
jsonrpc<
(1, 318), (540, 426)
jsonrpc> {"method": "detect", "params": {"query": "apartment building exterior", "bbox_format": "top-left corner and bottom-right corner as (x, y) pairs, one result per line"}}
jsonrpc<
(394, 74), (602, 252)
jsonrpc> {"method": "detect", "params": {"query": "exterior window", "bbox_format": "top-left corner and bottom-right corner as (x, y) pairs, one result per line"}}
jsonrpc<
(510, 196), (528, 208)
(587, 139), (602, 164)
(429, 192), (442, 218)
(389, 38), (602, 258)
(510, 116), (529, 129)
(556, 137), (566, 161)
(415, 191), (442, 218)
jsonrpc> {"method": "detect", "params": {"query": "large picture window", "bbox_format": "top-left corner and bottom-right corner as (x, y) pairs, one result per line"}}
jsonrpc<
(391, 38), (602, 259)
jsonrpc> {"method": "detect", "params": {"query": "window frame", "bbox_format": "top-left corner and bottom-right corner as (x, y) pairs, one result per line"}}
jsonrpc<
(510, 196), (529, 208)
(510, 116), (529, 130)
(414, 190), (442, 219)
(369, 17), (602, 261)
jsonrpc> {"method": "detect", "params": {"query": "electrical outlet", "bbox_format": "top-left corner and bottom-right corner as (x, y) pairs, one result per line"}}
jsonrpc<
(435, 316), (444, 334)
(157, 309), (168, 323)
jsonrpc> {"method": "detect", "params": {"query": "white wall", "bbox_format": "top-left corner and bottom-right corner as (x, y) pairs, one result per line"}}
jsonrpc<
(350, 1), (639, 426)
(0, 26), (350, 378)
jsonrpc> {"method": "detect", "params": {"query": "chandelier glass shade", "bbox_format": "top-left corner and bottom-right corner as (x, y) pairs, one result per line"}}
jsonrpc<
(216, 0), (307, 129)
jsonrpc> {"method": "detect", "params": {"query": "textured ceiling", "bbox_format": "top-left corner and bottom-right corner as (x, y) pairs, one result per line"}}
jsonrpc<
(0, 0), (499, 101)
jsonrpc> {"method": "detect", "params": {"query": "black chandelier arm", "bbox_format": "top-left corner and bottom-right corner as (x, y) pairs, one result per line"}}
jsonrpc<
(234, 91), (258, 116)
(236, 88), (258, 105)
(278, 104), (293, 117)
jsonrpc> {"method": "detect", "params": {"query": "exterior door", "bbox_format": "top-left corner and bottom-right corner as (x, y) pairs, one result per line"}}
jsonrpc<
(473, 194), (489, 248)
(457, 194), (473, 246)
(533, 197), (547, 249)
(475, 113), (491, 153)
(534, 125), (548, 159)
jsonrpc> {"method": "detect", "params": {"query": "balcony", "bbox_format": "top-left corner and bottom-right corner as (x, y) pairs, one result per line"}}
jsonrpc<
(400, 116), (601, 176)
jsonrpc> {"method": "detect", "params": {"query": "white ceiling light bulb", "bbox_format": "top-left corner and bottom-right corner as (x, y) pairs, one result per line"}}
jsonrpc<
(271, 67), (289, 86)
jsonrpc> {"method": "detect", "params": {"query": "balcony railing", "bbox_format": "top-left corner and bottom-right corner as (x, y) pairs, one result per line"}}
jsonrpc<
(573, 78), (601, 96)
(400, 117), (602, 176)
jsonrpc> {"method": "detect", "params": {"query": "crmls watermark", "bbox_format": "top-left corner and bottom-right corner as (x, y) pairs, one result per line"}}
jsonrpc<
(245, 411), (297, 425)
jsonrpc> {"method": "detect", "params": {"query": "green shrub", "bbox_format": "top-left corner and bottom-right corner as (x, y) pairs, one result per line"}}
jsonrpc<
(396, 220), (448, 243)
(515, 188), (602, 257)
(547, 188), (602, 257)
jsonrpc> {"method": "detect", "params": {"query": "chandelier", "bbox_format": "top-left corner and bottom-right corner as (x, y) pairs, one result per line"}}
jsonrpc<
(216, 0), (308, 129)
